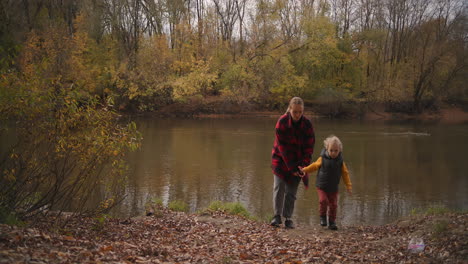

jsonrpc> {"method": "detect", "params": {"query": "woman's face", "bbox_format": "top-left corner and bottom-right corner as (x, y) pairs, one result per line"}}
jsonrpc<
(290, 104), (304, 122)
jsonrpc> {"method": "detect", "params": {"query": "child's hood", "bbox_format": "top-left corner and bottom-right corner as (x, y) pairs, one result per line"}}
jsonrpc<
(320, 148), (328, 158)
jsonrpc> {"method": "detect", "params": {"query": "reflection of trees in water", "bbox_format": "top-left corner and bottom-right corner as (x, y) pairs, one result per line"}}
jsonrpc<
(121, 118), (274, 216)
(113, 119), (468, 225)
(340, 124), (467, 225)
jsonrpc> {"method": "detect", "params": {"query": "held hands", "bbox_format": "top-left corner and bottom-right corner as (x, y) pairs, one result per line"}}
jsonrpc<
(295, 166), (305, 178)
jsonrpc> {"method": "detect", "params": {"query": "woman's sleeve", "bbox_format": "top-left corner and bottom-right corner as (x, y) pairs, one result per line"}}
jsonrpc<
(302, 122), (315, 166)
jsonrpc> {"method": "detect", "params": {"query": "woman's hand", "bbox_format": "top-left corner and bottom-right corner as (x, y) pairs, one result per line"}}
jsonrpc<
(293, 172), (305, 178)
(296, 166), (305, 177)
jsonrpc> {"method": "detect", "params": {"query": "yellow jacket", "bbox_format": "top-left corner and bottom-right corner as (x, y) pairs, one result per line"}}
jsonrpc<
(302, 157), (352, 191)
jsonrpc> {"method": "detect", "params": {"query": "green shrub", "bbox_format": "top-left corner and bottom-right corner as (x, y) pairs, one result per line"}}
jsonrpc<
(146, 197), (163, 207)
(411, 206), (452, 216)
(224, 202), (250, 218)
(206, 201), (251, 218)
(92, 214), (109, 231)
(433, 220), (449, 235)
(145, 197), (164, 217)
(0, 207), (24, 226)
(207, 201), (224, 211)
(168, 200), (189, 212)
(424, 207), (452, 215)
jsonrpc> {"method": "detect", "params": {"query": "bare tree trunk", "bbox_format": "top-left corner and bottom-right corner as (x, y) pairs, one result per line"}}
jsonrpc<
(235, 0), (246, 55)
(141, 0), (165, 36)
(213, 0), (238, 42)
(167, 0), (188, 50)
(195, 0), (205, 58)
(330, 0), (353, 37)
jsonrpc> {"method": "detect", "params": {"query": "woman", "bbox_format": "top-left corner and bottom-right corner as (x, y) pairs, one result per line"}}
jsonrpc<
(271, 97), (315, 229)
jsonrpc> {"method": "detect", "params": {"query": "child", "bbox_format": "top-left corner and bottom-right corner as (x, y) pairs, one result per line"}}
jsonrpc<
(299, 135), (352, 230)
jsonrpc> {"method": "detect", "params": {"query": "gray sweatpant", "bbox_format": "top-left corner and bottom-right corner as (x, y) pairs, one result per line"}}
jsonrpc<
(273, 175), (300, 219)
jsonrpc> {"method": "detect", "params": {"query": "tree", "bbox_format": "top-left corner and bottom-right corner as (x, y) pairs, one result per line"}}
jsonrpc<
(0, 14), (142, 222)
(410, 0), (467, 111)
(329, 0), (354, 37)
(166, 0), (190, 49)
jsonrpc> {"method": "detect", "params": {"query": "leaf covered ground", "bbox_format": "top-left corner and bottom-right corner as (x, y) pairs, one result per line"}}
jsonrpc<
(0, 209), (466, 263)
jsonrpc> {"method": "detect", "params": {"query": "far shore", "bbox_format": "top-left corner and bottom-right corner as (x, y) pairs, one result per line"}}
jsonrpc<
(150, 104), (468, 124)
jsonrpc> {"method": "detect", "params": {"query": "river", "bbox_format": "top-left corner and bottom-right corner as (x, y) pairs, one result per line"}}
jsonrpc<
(108, 116), (468, 226)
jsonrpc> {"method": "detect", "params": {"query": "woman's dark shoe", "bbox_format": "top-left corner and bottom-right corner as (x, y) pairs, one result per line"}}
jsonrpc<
(328, 221), (338, 230)
(270, 215), (282, 227)
(285, 219), (294, 229)
(320, 216), (327, 226)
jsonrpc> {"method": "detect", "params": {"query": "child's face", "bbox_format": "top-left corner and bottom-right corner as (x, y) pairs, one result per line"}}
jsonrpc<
(327, 143), (340, 159)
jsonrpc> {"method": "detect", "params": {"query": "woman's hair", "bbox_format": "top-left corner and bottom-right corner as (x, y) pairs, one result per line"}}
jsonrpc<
(324, 135), (343, 151)
(285, 97), (304, 114)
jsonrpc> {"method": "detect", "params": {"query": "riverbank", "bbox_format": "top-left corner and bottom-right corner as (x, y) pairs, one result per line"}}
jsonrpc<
(150, 98), (468, 124)
(360, 104), (468, 124)
(1, 208), (466, 263)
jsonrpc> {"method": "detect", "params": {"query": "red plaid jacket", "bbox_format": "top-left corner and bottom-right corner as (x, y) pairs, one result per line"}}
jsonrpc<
(271, 113), (315, 187)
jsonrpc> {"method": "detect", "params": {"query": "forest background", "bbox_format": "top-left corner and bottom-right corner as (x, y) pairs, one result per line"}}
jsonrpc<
(1, 0), (467, 115)
(0, 0), (467, 222)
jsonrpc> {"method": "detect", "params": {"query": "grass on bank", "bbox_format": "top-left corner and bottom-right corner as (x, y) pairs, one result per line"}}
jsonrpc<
(410, 205), (465, 216)
(146, 198), (261, 221)
(168, 200), (189, 212)
(144, 197), (164, 217)
(0, 207), (24, 226)
(204, 201), (252, 219)
(145, 198), (256, 219)
(409, 205), (466, 237)
(144, 198), (190, 213)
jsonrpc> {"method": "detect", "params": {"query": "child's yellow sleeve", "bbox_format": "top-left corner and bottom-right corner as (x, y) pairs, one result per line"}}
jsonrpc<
(341, 162), (352, 190)
(302, 157), (322, 173)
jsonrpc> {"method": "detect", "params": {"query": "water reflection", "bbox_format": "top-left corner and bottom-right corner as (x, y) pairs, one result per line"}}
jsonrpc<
(114, 117), (468, 226)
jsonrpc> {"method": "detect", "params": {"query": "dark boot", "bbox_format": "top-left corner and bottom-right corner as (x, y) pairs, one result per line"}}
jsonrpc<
(320, 216), (327, 227)
(284, 219), (294, 229)
(270, 215), (282, 227)
(328, 221), (338, 230)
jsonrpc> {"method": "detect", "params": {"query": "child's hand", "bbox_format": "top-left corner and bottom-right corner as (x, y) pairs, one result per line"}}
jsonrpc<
(347, 189), (353, 195)
(293, 167), (305, 178)
(297, 166), (305, 177)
